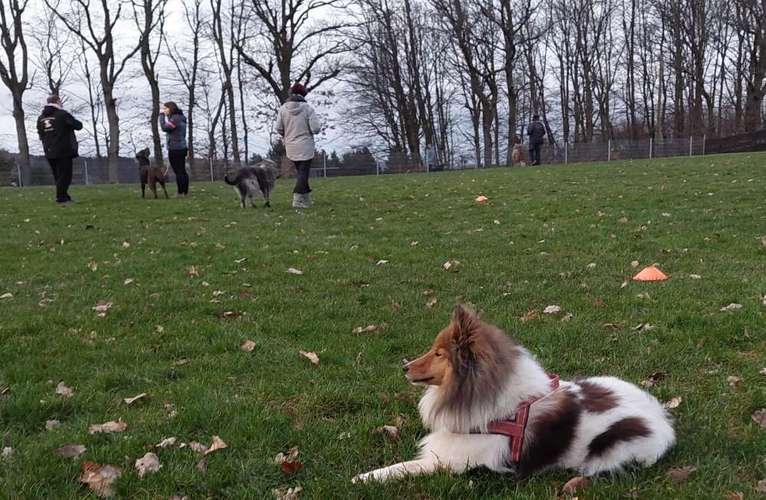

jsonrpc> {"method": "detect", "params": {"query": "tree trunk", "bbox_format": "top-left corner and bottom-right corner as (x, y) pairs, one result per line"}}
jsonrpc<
(12, 92), (30, 182)
(149, 81), (163, 161)
(103, 81), (120, 182)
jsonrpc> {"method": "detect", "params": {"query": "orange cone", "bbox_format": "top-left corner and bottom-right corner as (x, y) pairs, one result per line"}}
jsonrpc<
(632, 265), (668, 281)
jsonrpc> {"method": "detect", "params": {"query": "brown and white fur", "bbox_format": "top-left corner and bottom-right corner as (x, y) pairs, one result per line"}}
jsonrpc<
(224, 160), (278, 208)
(136, 148), (169, 199)
(354, 305), (675, 483)
(511, 143), (527, 166)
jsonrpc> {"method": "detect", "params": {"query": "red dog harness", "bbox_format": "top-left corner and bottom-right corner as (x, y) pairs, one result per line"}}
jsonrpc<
(486, 374), (560, 463)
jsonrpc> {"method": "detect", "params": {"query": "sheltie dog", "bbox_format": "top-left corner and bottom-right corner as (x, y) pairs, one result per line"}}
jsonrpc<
(354, 305), (675, 482)
(224, 160), (278, 208)
(136, 148), (169, 199)
(511, 143), (527, 166)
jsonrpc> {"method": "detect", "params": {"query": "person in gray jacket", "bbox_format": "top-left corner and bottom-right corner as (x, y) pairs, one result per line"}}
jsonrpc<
(275, 83), (322, 208)
(159, 101), (189, 196)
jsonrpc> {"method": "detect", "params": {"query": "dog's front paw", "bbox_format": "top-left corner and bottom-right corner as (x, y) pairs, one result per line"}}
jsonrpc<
(352, 472), (373, 484)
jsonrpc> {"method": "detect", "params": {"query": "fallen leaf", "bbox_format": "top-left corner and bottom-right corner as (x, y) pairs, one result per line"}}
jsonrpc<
(154, 325), (164, 333)
(287, 268), (304, 275)
(375, 260), (389, 266)
(543, 305), (562, 315)
(631, 260), (640, 268)
(123, 393), (148, 406)
(156, 437), (177, 448)
(667, 465), (697, 483)
(475, 195), (489, 204)
(188, 441), (207, 454)
(92, 301), (113, 317)
(274, 447), (300, 465)
(195, 458), (207, 473)
(637, 292), (651, 299)
(88, 419), (127, 434)
(755, 479), (766, 493)
(121, 241), (130, 249)
(80, 461), (122, 498)
(663, 397), (682, 409)
(561, 313), (573, 322)
(123, 278), (134, 286)
(592, 298), (606, 307)
(204, 435), (227, 455)
(520, 309), (540, 322)
(761, 235), (766, 248)
(0, 292), (12, 300)
(618, 217), (629, 224)
(217, 310), (242, 319)
(375, 425), (400, 440)
(752, 408), (766, 428)
(426, 296), (438, 308)
(46, 419), (61, 431)
(240, 340), (256, 352)
(689, 274), (702, 279)
(56, 444), (86, 459)
(586, 262), (596, 269)
(760, 368), (766, 376)
(632, 323), (656, 333)
(55, 382), (74, 398)
(186, 265), (199, 277)
(640, 371), (668, 388)
(135, 452), (162, 478)
(2, 447), (13, 460)
(442, 260), (460, 270)
(87, 260), (98, 271)
(280, 460), (303, 475)
(234, 257), (248, 264)
(602, 322), (624, 331)
(272, 486), (303, 500)
(725, 492), (743, 500)
(560, 475), (588, 496)
(726, 376), (742, 388)
(164, 402), (178, 418)
(352, 324), (384, 335)
(720, 303), (743, 312)
(299, 351), (319, 365)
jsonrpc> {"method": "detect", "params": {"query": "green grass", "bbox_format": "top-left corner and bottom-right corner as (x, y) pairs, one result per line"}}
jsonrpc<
(1, 154), (765, 499)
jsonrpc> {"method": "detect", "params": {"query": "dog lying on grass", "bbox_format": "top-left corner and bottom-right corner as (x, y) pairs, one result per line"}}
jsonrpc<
(136, 148), (169, 199)
(354, 304), (675, 483)
(224, 160), (279, 208)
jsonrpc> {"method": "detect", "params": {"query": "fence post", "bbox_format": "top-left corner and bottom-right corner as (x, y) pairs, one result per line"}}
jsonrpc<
(702, 134), (706, 156)
(323, 151), (327, 178)
(607, 140), (611, 161)
(84, 160), (89, 185)
(689, 136), (693, 156)
(564, 141), (568, 165)
(649, 137), (653, 159)
(209, 158), (214, 182)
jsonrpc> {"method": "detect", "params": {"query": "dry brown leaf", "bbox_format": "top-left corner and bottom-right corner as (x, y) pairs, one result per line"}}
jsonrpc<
(156, 437), (177, 448)
(123, 393), (148, 406)
(195, 458), (207, 473)
(726, 376), (742, 388)
(188, 441), (207, 454)
(1, 447), (12, 461)
(123, 278), (134, 286)
(55, 382), (74, 398)
(760, 368), (766, 376)
(352, 324), (385, 335)
(667, 465), (697, 483)
(560, 475), (589, 496)
(520, 309), (540, 322)
(88, 260), (98, 271)
(602, 322), (624, 331)
(752, 408), (766, 428)
(217, 310), (242, 319)
(299, 351), (319, 365)
(287, 268), (304, 275)
(543, 305), (563, 315)
(135, 452), (162, 478)
(80, 461), (122, 498)
(442, 260), (460, 271)
(121, 241), (130, 249)
(280, 460), (303, 475)
(375, 260), (389, 266)
(755, 479), (766, 493)
(720, 303), (743, 312)
(46, 419), (61, 431)
(375, 425), (400, 440)
(186, 265), (199, 277)
(725, 492), (744, 500)
(88, 419), (127, 434)
(633, 323), (656, 333)
(240, 340), (257, 352)
(204, 436), (227, 455)
(92, 301), (113, 317)
(663, 397), (682, 409)
(426, 296), (438, 308)
(272, 486), (303, 500)
(561, 313), (574, 322)
(640, 371), (668, 388)
(630, 260), (640, 268)
(56, 444), (86, 459)
(274, 447), (300, 465)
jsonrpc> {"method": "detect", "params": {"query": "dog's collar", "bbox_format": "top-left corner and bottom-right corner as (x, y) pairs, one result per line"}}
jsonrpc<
(485, 373), (560, 463)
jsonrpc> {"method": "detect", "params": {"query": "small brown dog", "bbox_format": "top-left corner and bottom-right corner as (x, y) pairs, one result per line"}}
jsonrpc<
(511, 144), (527, 166)
(136, 148), (169, 199)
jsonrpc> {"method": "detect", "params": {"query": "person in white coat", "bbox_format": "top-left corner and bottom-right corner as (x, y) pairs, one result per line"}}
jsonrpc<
(275, 83), (322, 208)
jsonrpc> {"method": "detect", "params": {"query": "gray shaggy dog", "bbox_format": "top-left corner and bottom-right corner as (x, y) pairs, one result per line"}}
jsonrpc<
(224, 160), (279, 208)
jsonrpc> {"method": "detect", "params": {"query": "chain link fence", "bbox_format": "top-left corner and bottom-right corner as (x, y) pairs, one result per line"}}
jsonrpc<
(9, 129), (766, 186)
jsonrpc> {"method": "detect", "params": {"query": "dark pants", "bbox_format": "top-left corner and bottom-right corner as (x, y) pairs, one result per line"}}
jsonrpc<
(292, 159), (312, 194)
(48, 157), (73, 202)
(169, 148), (189, 194)
(529, 143), (542, 165)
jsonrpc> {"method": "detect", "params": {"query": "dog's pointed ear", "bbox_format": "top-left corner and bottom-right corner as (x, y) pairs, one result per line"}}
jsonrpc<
(452, 303), (478, 339)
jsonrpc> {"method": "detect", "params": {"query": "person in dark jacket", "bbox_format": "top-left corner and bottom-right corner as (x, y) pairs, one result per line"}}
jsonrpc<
(37, 95), (83, 203)
(159, 101), (189, 196)
(527, 114), (546, 166)
(275, 83), (322, 208)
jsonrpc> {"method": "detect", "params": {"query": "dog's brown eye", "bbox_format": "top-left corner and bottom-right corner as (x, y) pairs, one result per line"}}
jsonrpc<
(434, 351), (441, 357)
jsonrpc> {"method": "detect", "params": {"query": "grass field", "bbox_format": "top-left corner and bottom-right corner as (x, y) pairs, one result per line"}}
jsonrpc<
(1, 153), (765, 499)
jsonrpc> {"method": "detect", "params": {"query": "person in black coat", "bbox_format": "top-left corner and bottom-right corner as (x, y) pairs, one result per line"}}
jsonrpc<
(527, 114), (546, 166)
(37, 95), (83, 203)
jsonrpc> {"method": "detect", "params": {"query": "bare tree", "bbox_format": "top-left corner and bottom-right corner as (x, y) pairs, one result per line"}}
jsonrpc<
(32, 7), (74, 95)
(0, 0), (31, 178)
(210, 0), (240, 165)
(44, 0), (143, 182)
(234, 0), (350, 103)
(133, 0), (168, 161)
